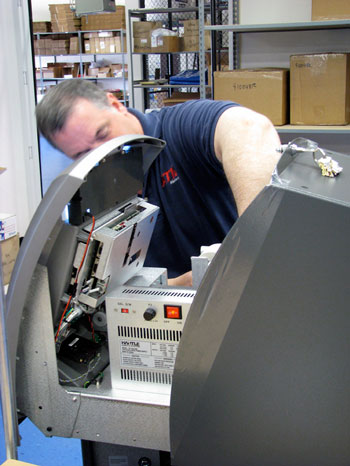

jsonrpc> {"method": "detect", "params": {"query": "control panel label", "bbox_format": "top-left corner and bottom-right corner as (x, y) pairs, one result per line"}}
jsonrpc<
(120, 340), (178, 369)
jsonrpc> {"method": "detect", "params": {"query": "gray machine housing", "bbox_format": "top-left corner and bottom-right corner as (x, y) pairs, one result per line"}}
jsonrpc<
(6, 136), (180, 452)
(8, 134), (350, 465)
(170, 140), (350, 466)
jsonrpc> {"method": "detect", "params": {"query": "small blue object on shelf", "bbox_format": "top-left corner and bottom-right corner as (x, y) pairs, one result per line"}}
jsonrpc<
(169, 69), (207, 85)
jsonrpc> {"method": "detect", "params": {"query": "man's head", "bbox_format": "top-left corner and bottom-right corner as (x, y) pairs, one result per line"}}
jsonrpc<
(36, 80), (143, 159)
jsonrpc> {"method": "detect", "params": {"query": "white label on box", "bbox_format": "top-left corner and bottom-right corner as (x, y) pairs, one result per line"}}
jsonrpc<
(120, 340), (178, 370)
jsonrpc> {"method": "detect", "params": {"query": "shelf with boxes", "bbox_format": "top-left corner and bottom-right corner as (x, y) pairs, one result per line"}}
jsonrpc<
(33, 4), (128, 103)
(198, 16), (350, 133)
(128, 6), (213, 109)
(34, 29), (128, 103)
(198, 0), (350, 134)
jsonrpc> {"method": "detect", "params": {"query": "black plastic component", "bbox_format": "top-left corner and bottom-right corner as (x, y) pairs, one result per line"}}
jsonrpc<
(143, 307), (157, 321)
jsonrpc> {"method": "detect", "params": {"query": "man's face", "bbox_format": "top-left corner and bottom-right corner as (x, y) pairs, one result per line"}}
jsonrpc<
(51, 95), (142, 159)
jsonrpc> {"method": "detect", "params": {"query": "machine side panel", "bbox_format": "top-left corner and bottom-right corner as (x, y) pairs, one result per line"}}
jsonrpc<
(16, 249), (170, 450)
(171, 186), (350, 466)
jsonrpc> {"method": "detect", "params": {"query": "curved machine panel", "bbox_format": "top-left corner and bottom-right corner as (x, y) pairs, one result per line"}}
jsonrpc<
(5, 135), (190, 453)
(170, 143), (350, 466)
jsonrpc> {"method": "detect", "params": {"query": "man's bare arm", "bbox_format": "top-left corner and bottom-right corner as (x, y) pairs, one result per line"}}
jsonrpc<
(214, 106), (281, 216)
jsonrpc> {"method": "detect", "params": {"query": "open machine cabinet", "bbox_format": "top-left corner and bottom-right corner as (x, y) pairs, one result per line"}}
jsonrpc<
(5, 135), (196, 465)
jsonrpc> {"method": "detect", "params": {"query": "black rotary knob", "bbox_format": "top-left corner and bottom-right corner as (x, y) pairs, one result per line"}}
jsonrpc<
(143, 307), (157, 321)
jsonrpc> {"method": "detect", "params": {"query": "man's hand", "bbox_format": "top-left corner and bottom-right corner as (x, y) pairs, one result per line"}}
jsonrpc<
(214, 106), (281, 216)
(168, 271), (193, 287)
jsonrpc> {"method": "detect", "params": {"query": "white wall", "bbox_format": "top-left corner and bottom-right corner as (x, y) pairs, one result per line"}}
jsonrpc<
(238, 0), (350, 70)
(0, 1), (42, 236)
(240, 0), (312, 24)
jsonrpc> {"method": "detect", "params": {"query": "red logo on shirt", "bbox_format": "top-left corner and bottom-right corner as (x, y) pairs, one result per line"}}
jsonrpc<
(161, 167), (179, 187)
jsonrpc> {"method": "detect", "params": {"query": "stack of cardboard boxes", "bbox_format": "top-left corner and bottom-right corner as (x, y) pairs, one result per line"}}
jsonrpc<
(0, 213), (19, 286)
(132, 21), (163, 53)
(214, 1), (350, 126)
(84, 31), (127, 54)
(34, 37), (70, 56)
(214, 52), (350, 127)
(49, 4), (81, 32)
(86, 63), (127, 78)
(182, 19), (210, 52)
(81, 6), (126, 31)
(33, 21), (52, 33)
(132, 19), (209, 53)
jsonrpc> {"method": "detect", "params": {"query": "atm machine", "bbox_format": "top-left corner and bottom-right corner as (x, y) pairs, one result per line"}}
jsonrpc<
(6, 135), (195, 465)
(5, 136), (350, 466)
(170, 138), (350, 466)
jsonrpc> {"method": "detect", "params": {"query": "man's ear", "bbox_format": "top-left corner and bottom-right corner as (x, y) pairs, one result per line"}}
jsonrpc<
(106, 92), (127, 113)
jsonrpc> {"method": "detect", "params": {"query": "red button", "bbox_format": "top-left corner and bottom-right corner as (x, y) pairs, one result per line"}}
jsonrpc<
(121, 308), (129, 313)
(164, 305), (182, 319)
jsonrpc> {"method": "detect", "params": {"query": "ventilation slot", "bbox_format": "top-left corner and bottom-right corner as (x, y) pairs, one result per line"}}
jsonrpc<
(118, 326), (182, 342)
(121, 288), (195, 299)
(121, 369), (172, 384)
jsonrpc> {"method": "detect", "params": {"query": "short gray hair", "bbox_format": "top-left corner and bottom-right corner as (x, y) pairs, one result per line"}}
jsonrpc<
(36, 79), (110, 148)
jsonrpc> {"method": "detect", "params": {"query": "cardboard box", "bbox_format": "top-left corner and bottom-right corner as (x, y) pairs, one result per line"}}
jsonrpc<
(183, 19), (200, 35)
(84, 34), (127, 54)
(290, 53), (350, 125)
(112, 36), (127, 53)
(182, 34), (210, 52)
(0, 213), (17, 241)
(312, 0), (350, 20)
(69, 36), (79, 53)
(33, 21), (52, 33)
(133, 36), (151, 53)
(214, 68), (289, 125)
(181, 19), (211, 51)
(163, 91), (200, 106)
(83, 31), (114, 39)
(1, 234), (19, 285)
(151, 35), (180, 53)
(81, 7), (126, 31)
(97, 66), (112, 78)
(133, 21), (162, 38)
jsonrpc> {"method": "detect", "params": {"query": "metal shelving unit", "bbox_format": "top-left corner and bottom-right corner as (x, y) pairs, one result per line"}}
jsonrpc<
(128, 2), (206, 109)
(198, 11), (350, 135)
(34, 29), (128, 104)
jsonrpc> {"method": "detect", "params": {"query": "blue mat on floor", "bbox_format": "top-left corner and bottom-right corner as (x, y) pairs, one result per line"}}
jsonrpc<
(0, 409), (83, 466)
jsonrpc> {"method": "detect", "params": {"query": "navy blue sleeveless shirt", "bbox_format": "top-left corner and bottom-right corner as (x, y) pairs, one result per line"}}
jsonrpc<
(128, 99), (239, 277)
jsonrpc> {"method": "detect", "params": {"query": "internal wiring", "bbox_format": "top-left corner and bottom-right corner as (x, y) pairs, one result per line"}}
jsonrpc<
(55, 216), (96, 342)
(58, 352), (102, 384)
(87, 315), (95, 342)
